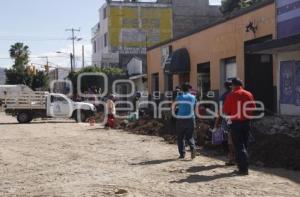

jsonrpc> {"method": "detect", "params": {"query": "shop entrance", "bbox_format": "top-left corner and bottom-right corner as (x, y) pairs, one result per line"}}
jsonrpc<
(245, 35), (274, 113)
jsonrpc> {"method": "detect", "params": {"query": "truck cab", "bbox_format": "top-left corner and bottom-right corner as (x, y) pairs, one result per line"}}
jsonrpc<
(47, 93), (96, 122)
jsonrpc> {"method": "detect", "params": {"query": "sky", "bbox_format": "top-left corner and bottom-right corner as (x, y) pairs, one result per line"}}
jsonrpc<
(0, 0), (221, 70)
(0, 0), (105, 70)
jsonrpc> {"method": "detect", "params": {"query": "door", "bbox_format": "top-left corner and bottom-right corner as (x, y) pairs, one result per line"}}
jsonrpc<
(151, 73), (159, 93)
(245, 54), (274, 112)
(179, 73), (190, 85)
(197, 62), (211, 100)
(47, 95), (72, 118)
(164, 73), (173, 92)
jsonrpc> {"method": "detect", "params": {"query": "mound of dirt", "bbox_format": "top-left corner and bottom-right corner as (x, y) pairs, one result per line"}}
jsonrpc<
(118, 116), (300, 171)
(250, 129), (300, 170)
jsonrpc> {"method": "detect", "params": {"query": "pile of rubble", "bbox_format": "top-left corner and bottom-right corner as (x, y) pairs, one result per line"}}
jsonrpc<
(253, 116), (300, 138)
(116, 115), (300, 170)
(250, 116), (300, 170)
(116, 119), (177, 144)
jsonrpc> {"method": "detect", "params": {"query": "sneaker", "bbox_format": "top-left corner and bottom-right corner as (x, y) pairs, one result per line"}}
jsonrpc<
(178, 155), (185, 159)
(191, 149), (196, 160)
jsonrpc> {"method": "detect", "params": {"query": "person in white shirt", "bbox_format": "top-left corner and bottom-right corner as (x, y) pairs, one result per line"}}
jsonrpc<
(105, 94), (116, 129)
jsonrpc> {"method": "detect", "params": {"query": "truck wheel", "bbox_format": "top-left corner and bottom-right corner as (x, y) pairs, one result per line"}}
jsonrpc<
(17, 112), (32, 123)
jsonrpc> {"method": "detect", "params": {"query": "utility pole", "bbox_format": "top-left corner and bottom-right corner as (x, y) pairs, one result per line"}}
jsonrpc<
(70, 53), (74, 72)
(66, 28), (81, 71)
(82, 45), (85, 68)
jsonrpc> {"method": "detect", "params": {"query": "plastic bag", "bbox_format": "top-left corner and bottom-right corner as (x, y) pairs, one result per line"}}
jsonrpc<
(212, 127), (224, 145)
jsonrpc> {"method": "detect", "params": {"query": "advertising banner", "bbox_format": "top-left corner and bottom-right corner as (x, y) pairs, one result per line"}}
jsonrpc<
(280, 61), (295, 104)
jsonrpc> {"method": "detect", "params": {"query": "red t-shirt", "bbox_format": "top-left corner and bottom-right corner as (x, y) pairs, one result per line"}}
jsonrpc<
(223, 86), (255, 121)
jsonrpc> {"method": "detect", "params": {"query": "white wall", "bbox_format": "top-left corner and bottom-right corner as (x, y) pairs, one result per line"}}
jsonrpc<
(277, 51), (300, 116)
(92, 3), (109, 67)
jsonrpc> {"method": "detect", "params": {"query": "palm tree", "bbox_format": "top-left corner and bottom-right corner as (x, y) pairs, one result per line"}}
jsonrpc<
(9, 42), (30, 72)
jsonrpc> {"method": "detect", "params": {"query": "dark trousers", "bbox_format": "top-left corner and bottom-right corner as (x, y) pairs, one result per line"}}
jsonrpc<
(230, 120), (250, 172)
(176, 119), (196, 157)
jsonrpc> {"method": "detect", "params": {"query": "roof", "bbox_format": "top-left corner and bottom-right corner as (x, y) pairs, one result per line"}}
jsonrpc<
(147, 0), (275, 51)
(245, 33), (300, 54)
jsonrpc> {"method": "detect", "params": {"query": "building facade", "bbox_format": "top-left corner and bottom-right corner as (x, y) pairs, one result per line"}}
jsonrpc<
(172, 0), (222, 37)
(91, 0), (222, 70)
(147, 0), (278, 113)
(246, 0), (300, 115)
(91, 0), (173, 69)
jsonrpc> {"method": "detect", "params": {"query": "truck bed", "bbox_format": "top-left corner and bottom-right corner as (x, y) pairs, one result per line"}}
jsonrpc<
(0, 92), (47, 111)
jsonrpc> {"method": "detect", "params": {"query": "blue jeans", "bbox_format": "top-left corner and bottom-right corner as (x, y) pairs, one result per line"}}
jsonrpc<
(230, 120), (250, 172)
(176, 119), (196, 157)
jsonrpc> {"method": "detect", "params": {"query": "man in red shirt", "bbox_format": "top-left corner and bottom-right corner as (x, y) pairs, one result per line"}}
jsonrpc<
(223, 78), (255, 175)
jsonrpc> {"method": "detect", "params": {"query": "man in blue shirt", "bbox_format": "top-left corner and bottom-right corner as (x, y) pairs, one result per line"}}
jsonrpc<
(173, 83), (197, 159)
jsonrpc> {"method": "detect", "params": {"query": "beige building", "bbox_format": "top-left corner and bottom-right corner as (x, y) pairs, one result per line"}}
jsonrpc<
(147, 0), (277, 112)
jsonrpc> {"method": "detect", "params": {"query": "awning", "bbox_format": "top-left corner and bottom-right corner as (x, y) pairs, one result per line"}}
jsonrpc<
(164, 48), (190, 74)
(245, 33), (300, 54)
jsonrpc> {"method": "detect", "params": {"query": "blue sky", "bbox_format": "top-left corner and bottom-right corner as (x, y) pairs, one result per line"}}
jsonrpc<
(0, 0), (221, 69)
(0, 0), (105, 68)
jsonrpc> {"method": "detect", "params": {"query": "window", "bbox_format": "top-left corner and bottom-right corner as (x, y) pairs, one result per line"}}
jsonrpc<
(93, 40), (97, 53)
(104, 33), (108, 47)
(103, 7), (107, 19)
(224, 58), (237, 80)
(220, 57), (237, 94)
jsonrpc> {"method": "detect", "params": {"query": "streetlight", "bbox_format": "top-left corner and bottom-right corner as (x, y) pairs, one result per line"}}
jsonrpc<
(56, 51), (74, 72)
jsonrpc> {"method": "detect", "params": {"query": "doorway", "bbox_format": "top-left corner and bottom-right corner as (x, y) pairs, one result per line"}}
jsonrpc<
(164, 73), (173, 92)
(151, 73), (159, 93)
(245, 35), (274, 112)
(178, 73), (190, 85)
(197, 62), (211, 100)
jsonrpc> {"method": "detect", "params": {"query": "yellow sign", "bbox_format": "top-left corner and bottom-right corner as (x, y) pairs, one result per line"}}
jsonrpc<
(109, 6), (172, 52)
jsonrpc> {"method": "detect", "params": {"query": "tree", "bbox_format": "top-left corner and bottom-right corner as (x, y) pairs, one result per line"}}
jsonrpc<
(5, 42), (48, 90)
(220, 0), (263, 15)
(68, 66), (125, 96)
(220, 0), (240, 15)
(9, 42), (30, 72)
(31, 71), (49, 91)
(5, 43), (31, 85)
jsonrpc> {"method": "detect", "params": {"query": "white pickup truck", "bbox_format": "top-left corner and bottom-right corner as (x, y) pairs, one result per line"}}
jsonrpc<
(0, 85), (96, 123)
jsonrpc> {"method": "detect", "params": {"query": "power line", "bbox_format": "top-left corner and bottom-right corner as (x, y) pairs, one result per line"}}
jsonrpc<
(0, 56), (70, 60)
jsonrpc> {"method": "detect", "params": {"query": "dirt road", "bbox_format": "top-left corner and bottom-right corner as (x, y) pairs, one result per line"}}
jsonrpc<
(0, 113), (299, 196)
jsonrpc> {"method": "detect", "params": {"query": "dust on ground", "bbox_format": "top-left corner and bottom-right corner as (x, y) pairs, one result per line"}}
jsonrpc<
(0, 113), (299, 196)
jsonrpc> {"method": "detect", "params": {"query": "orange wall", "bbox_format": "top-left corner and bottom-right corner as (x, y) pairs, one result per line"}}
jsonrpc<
(147, 3), (276, 93)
